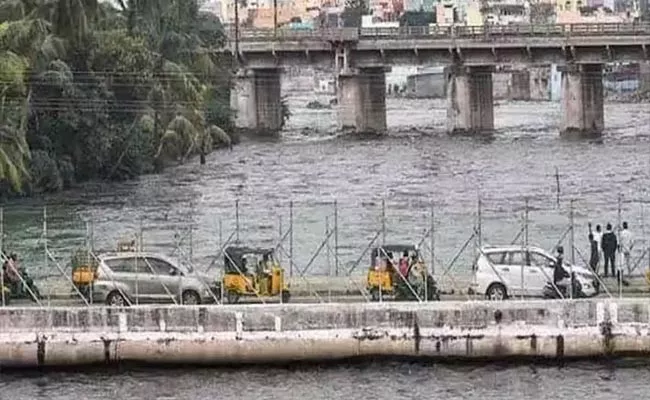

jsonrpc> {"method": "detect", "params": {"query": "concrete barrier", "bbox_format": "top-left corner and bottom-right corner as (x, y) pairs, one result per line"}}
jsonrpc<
(1, 299), (650, 368)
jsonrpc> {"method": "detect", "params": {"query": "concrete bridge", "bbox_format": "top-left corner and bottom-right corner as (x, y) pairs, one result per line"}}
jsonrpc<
(227, 23), (650, 136)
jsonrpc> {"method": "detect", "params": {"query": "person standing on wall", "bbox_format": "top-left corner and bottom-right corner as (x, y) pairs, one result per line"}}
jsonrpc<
(601, 223), (618, 278)
(588, 223), (601, 274)
(588, 232), (599, 274)
(619, 221), (634, 276)
(594, 224), (603, 271)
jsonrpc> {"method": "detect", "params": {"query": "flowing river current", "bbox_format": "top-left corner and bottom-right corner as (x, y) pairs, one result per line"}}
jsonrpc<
(1, 95), (650, 397)
(2, 361), (650, 399)
(6, 95), (650, 277)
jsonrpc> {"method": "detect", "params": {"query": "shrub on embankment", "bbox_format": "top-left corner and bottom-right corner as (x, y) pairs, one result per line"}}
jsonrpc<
(0, 0), (235, 196)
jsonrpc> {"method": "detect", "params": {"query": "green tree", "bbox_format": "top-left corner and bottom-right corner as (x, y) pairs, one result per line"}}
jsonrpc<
(0, 0), (234, 195)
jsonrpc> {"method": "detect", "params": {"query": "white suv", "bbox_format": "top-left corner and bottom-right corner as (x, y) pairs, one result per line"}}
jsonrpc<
(472, 245), (599, 300)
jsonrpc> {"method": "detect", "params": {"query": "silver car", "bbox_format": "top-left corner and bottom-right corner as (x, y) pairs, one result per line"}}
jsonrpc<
(91, 252), (221, 306)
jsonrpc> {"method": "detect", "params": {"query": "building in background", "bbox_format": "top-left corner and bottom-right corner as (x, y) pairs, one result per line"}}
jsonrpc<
(481, 0), (530, 24)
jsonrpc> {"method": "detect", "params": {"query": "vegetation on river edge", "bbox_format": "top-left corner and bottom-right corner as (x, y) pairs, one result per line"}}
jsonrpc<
(0, 0), (237, 195)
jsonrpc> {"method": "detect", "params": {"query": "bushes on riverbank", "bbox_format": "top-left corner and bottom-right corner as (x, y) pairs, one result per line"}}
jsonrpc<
(0, 0), (234, 195)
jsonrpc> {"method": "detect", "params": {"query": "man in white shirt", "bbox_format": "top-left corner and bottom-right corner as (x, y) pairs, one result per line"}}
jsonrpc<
(619, 221), (634, 276)
(589, 223), (603, 274)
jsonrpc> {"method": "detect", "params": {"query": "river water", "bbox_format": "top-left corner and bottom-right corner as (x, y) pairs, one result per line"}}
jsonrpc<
(1, 361), (650, 399)
(1, 95), (650, 395)
(6, 94), (650, 278)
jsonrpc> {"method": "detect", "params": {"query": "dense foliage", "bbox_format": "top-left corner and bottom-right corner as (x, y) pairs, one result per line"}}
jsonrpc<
(0, 0), (234, 195)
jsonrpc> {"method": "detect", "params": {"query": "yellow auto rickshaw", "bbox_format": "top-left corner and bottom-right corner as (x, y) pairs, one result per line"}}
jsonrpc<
(71, 239), (136, 299)
(222, 246), (290, 304)
(366, 244), (439, 301)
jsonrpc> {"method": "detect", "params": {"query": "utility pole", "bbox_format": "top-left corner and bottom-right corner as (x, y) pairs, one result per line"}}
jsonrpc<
(273, 0), (278, 37)
(234, 0), (240, 66)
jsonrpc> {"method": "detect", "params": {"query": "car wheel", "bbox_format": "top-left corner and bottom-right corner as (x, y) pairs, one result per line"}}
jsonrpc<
(486, 283), (507, 301)
(226, 290), (240, 304)
(181, 290), (200, 305)
(106, 291), (127, 307)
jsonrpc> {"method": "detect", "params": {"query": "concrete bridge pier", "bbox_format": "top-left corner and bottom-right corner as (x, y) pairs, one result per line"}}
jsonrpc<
(337, 67), (389, 134)
(230, 68), (282, 133)
(446, 65), (494, 135)
(560, 64), (604, 138)
(510, 70), (531, 100)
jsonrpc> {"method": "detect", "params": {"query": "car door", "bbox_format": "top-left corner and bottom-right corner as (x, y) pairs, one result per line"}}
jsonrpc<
(529, 251), (556, 295)
(103, 256), (151, 304)
(145, 257), (182, 302)
(506, 250), (527, 297)
(485, 251), (513, 293)
(525, 251), (549, 297)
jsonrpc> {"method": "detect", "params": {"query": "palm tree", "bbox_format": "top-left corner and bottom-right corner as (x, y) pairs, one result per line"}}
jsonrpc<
(0, 49), (31, 190)
(122, 0), (228, 164)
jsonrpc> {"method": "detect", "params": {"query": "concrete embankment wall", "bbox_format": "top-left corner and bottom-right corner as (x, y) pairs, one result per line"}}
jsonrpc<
(1, 300), (650, 368)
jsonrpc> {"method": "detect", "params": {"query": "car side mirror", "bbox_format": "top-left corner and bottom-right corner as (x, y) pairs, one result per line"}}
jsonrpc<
(169, 268), (177, 276)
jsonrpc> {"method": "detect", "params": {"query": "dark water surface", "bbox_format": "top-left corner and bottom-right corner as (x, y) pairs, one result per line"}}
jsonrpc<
(1, 361), (649, 400)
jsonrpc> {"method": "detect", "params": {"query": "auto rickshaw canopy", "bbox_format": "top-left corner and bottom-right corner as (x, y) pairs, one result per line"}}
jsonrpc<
(370, 245), (419, 266)
(224, 246), (277, 274)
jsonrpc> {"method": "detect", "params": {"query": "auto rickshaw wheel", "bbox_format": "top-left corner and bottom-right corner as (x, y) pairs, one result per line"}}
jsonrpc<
(181, 290), (200, 305)
(369, 288), (379, 301)
(226, 290), (240, 304)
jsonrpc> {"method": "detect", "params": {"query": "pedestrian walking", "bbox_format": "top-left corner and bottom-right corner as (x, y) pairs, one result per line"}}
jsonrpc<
(601, 223), (617, 278)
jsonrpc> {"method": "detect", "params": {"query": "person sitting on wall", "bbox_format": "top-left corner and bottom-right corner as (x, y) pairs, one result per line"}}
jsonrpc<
(552, 246), (571, 297)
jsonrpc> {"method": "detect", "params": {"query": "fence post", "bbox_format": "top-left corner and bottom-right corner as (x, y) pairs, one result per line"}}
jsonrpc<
(569, 199), (575, 265)
(43, 206), (50, 305)
(477, 196), (483, 250)
(430, 202), (435, 276)
(381, 199), (386, 245)
(189, 219), (194, 265)
(569, 199), (575, 300)
(522, 198), (529, 300)
(617, 193), (622, 297)
(289, 200), (294, 278)
(235, 199), (240, 244)
(326, 216), (332, 302)
(334, 200), (339, 277)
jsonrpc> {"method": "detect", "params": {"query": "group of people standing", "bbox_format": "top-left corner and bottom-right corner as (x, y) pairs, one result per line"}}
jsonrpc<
(588, 222), (634, 283)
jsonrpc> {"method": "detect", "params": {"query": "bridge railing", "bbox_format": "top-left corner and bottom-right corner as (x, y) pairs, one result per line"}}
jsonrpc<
(233, 27), (360, 41)
(230, 23), (650, 42)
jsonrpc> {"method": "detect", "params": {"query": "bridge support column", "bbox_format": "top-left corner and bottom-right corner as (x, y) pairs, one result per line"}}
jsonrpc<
(230, 68), (282, 133)
(510, 70), (531, 101)
(639, 61), (650, 92)
(560, 64), (604, 138)
(446, 65), (494, 135)
(337, 67), (389, 134)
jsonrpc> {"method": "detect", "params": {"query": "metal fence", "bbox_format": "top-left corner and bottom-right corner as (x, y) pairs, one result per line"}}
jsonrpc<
(0, 192), (649, 307)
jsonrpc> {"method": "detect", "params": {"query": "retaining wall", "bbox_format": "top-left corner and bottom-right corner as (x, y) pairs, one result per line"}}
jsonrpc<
(1, 300), (650, 368)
